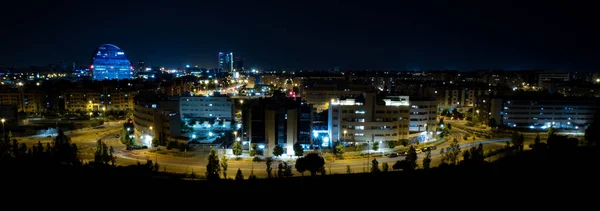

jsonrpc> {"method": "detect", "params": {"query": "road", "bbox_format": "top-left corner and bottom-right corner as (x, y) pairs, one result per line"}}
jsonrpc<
(16, 123), (509, 179)
(112, 138), (509, 178)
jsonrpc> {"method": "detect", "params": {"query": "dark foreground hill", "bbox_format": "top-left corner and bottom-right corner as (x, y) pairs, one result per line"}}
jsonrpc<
(3, 147), (599, 203)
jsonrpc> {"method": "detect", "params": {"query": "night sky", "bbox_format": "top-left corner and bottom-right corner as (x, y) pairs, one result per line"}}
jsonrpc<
(1, 0), (598, 71)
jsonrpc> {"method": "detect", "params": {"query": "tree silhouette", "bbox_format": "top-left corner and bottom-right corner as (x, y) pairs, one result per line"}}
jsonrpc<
(293, 142), (304, 157)
(442, 139), (461, 165)
(423, 150), (432, 169)
(382, 162), (389, 172)
(221, 156), (228, 179)
(265, 157), (273, 178)
(303, 153), (325, 176)
(405, 145), (418, 170)
(235, 168), (244, 180)
(371, 158), (380, 173)
(277, 162), (284, 178)
(585, 121), (599, 146)
(295, 157), (307, 176)
(205, 148), (220, 180)
(94, 140), (111, 165)
(511, 131), (524, 151)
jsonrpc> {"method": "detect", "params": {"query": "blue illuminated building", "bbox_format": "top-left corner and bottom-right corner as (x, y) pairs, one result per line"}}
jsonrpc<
(91, 44), (133, 80)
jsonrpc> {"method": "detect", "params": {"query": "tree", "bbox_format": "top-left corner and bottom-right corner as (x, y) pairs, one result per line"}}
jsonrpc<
(109, 146), (116, 165)
(372, 141), (379, 151)
(220, 156), (229, 179)
(235, 168), (244, 180)
(295, 157), (307, 176)
(304, 153), (325, 176)
(423, 150), (432, 169)
(547, 127), (556, 139)
(232, 141), (242, 157)
(293, 142), (304, 157)
(205, 148), (220, 180)
(461, 143), (485, 166)
(405, 146), (418, 170)
(283, 162), (293, 177)
(250, 144), (262, 156)
(273, 145), (284, 157)
(94, 140), (111, 165)
(511, 131), (524, 151)
(265, 157), (273, 178)
(441, 139), (461, 165)
(386, 141), (397, 149)
(277, 162), (284, 178)
(346, 165), (351, 174)
(371, 158), (380, 173)
(382, 162), (389, 172)
(355, 144), (363, 152)
(585, 122), (599, 146)
(334, 143), (344, 157)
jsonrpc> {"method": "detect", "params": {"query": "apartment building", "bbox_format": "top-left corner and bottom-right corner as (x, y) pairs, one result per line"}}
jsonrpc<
(0, 90), (43, 113)
(63, 89), (137, 111)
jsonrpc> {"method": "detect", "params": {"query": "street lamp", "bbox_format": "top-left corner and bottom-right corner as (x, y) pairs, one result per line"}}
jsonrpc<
(343, 130), (347, 144)
(1, 118), (5, 138)
(89, 112), (93, 119)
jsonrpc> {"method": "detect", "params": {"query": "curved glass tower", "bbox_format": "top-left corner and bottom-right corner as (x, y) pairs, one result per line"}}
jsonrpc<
(91, 44), (133, 80)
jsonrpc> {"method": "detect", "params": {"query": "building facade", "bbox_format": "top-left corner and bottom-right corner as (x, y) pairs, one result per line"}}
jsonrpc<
(133, 93), (181, 147)
(243, 94), (312, 156)
(328, 93), (410, 146)
(63, 89), (137, 111)
(91, 44), (133, 80)
(492, 97), (598, 130)
(409, 99), (438, 132)
(0, 90), (43, 113)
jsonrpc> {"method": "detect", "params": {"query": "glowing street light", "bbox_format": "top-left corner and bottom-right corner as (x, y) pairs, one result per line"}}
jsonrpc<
(1, 118), (5, 136)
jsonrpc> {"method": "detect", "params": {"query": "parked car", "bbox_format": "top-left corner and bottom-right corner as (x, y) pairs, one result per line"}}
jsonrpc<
(115, 134), (121, 138)
(387, 152), (399, 158)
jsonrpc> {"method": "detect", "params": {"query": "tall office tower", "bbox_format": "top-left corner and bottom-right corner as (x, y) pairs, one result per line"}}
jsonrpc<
(218, 52), (234, 72)
(91, 44), (133, 80)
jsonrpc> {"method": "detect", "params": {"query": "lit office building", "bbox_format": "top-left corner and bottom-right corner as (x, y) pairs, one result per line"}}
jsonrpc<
(91, 44), (133, 80)
(218, 52), (234, 72)
(491, 96), (599, 130)
(328, 93), (410, 146)
(180, 94), (233, 139)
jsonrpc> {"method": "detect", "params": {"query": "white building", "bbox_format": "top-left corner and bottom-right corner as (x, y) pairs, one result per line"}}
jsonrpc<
(409, 100), (438, 132)
(328, 93), (410, 145)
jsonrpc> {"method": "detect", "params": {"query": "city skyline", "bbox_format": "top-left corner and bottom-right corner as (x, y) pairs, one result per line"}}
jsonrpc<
(1, 1), (598, 71)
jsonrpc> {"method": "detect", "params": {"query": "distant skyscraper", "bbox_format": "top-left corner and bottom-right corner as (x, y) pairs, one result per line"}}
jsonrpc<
(218, 52), (234, 72)
(90, 44), (133, 80)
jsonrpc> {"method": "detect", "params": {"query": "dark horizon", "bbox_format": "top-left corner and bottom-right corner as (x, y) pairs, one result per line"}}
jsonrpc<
(1, 0), (598, 71)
